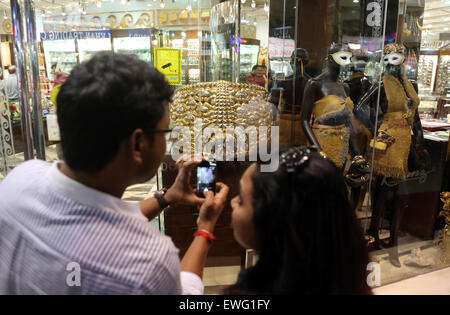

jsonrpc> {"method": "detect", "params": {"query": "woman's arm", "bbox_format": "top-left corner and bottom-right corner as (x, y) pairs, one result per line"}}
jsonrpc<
(180, 183), (229, 278)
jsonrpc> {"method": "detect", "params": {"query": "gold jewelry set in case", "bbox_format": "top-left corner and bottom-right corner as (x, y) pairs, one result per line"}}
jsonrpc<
(170, 81), (274, 156)
(418, 56), (434, 89)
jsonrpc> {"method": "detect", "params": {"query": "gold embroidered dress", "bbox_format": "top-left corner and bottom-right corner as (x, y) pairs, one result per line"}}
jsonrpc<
(371, 73), (420, 179)
(312, 95), (355, 168)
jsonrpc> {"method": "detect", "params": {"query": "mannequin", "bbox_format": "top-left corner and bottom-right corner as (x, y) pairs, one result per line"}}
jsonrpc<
(345, 54), (372, 210)
(355, 43), (429, 267)
(271, 48), (311, 113)
(301, 44), (362, 168)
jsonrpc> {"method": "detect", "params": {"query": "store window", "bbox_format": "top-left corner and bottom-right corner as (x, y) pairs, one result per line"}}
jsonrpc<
(0, 0), (449, 292)
(271, 0), (450, 288)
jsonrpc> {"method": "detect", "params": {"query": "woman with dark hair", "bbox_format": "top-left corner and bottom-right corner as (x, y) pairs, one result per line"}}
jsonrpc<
(226, 146), (372, 294)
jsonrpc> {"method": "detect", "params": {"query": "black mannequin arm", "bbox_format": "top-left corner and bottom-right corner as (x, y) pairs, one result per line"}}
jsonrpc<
(344, 82), (350, 97)
(353, 82), (385, 134)
(410, 81), (428, 167)
(354, 82), (382, 134)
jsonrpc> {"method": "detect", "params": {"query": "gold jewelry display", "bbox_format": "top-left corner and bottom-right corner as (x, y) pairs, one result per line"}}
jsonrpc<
(437, 56), (450, 93)
(2, 19), (12, 34)
(170, 81), (273, 155)
(319, 151), (327, 159)
(441, 192), (450, 226)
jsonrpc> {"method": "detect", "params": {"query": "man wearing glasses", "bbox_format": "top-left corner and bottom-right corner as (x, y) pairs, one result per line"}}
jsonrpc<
(0, 53), (229, 295)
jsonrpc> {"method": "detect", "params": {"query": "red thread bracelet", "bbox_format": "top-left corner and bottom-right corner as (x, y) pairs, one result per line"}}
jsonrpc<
(194, 229), (215, 245)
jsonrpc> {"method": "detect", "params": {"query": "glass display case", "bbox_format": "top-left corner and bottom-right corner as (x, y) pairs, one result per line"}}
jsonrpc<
(184, 37), (201, 84)
(113, 36), (151, 63)
(240, 39), (260, 78)
(210, 25), (236, 82)
(418, 53), (439, 92)
(437, 53), (450, 93)
(42, 40), (77, 78)
(78, 38), (112, 63)
(209, 0), (238, 83)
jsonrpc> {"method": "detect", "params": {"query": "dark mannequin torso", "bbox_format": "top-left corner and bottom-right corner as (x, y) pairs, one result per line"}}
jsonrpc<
(301, 64), (360, 167)
(301, 71), (350, 147)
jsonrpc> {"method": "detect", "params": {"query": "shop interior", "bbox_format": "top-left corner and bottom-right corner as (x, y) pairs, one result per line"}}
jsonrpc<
(0, 0), (449, 294)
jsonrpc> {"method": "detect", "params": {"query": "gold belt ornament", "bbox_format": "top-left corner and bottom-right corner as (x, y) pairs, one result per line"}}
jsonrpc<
(170, 81), (273, 154)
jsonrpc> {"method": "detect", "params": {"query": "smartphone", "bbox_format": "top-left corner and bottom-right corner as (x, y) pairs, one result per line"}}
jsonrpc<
(196, 161), (217, 197)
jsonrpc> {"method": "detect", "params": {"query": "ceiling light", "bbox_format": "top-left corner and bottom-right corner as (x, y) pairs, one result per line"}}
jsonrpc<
(264, 2), (269, 12)
(160, 0), (165, 8)
(353, 0), (359, 3)
(251, 0), (256, 8)
(96, 0), (102, 8)
(187, 1), (192, 11)
(241, 0), (246, 3)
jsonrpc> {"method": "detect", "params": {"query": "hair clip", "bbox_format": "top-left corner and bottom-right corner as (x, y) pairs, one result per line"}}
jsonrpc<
(280, 146), (318, 173)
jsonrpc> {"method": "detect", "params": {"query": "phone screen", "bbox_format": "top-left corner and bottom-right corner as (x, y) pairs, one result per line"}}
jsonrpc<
(196, 161), (216, 197)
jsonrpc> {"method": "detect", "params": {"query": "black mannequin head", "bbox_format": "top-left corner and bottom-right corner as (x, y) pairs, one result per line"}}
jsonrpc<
(351, 54), (369, 73)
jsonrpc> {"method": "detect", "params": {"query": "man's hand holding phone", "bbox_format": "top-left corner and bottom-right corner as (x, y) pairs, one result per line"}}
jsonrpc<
(164, 154), (205, 206)
(165, 155), (229, 232)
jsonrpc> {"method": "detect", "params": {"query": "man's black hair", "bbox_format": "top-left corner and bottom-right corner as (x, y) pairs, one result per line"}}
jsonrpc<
(57, 52), (173, 173)
(51, 64), (57, 69)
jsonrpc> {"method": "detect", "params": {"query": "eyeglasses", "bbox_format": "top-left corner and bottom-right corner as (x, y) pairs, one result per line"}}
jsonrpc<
(148, 129), (173, 134)
(280, 146), (319, 173)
